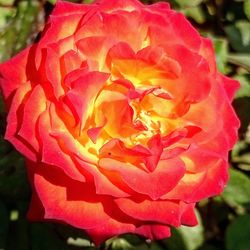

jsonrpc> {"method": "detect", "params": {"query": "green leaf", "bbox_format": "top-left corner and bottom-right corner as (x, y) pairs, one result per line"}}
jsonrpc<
(238, 161), (250, 171)
(53, 223), (91, 245)
(234, 74), (250, 98)
(110, 238), (133, 250)
(150, 242), (163, 250)
(226, 215), (250, 250)
(0, 95), (4, 112)
(0, 200), (9, 249)
(246, 123), (250, 144)
(231, 140), (250, 171)
(232, 141), (248, 158)
(0, 6), (16, 29)
(47, 0), (56, 5)
(83, 0), (95, 3)
(182, 6), (206, 24)
(227, 54), (250, 72)
(6, 217), (29, 250)
(0, 1), (41, 62)
(177, 210), (204, 250)
(197, 244), (221, 250)
(213, 38), (229, 74)
(0, 0), (15, 5)
(163, 210), (204, 250)
(163, 229), (186, 250)
(0, 133), (7, 154)
(12, 1), (41, 54)
(122, 234), (143, 246)
(0, 152), (30, 199)
(225, 21), (250, 53)
(233, 96), (250, 135)
(135, 243), (150, 250)
(244, 0), (250, 20)
(222, 168), (250, 207)
(176, 0), (203, 8)
(67, 237), (92, 247)
(30, 223), (69, 250)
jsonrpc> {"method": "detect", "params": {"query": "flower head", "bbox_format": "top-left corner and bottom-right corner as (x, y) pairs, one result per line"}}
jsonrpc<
(0, 0), (240, 245)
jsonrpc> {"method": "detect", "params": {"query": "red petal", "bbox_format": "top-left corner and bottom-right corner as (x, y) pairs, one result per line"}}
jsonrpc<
(4, 83), (37, 161)
(137, 46), (181, 78)
(163, 159), (228, 202)
(149, 1), (170, 12)
(64, 71), (109, 129)
(44, 47), (67, 99)
(98, 0), (142, 11)
(161, 44), (211, 103)
(77, 36), (117, 71)
(135, 224), (171, 240)
(180, 203), (198, 226)
(38, 106), (86, 183)
(220, 74), (240, 101)
(168, 12), (201, 51)
(99, 158), (185, 200)
(181, 147), (222, 173)
(145, 134), (163, 172)
(87, 126), (104, 144)
(0, 47), (30, 105)
(115, 198), (183, 227)
(75, 156), (131, 198)
(199, 38), (216, 74)
(27, 160), (46, 221)
(28, 161), (115, 230)
(52, 0), (92, 16)
(18, 85), (46, 152)
(99, 139), (151, 163)
(101, 11), (147, 51)
(222, 102), (240, 148)
(86, 218), (136, 246)
(35, 14), (82, 69)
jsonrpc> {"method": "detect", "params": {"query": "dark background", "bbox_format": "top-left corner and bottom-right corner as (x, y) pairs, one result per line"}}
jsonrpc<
(0, 0), (250, 249)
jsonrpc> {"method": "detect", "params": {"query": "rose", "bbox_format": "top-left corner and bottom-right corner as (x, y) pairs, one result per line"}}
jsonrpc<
(0, 0), (240, 245)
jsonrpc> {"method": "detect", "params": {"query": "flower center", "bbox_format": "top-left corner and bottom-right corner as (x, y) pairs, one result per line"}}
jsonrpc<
(78, 47), (185, 160)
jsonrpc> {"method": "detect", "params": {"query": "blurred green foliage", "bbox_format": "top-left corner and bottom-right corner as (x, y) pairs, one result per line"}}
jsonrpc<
(0, 0), (250, 250)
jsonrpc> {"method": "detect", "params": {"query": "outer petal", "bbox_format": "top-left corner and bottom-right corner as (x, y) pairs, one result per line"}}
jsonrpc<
(180, 203), (198, 226)
(86, 218), (136, 246)
(4, 82), (38, 161)
(17, 85), (46, 153)
(148, 12), (201, 51)
(115, 198), (188, 227)
(220, 74), (240, 101)
(52, 0), (92, 16)
(199, 38), (216, 74)
(97, 0), (143, 12)
(0, 47), (30, 106)
(168, 12), (201, 51)
(27, 161), (117, 230)
(35, 13), (83, 69)
(38, 107), (86, 183)
(75, 156), (132, 198)
(163, 159), (228, 202)
(221, 102), (240, 148)
(159, 44), (211, 103)
(148, 1), (170, 13)
(99, 158), (186, 200)
(135, 224), (171, 240)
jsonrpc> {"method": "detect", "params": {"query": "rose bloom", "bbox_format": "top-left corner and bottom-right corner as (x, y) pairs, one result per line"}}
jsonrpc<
(0, 0), (239, 245)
